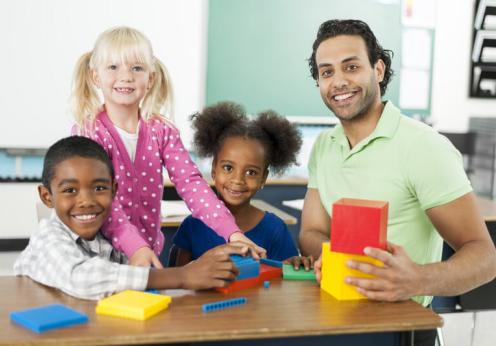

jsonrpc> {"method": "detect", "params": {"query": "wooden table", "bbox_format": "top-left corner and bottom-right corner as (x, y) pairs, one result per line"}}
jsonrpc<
(476, 196), (496, 222)
(161, 199), (297, 227)
(0, 277), (442, 346)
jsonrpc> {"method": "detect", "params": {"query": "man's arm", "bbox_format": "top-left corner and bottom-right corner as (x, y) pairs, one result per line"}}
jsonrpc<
(347, 192), (496, 301)
(422, 192), (496, 295)
(298, 188), (331, 258)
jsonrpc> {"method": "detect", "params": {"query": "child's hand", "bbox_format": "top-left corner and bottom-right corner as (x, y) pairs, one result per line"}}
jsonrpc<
(229, 231), (267, 260)
(179, 243), (249, 289)
(284, 255), (315, 271)
(129, 247), (164, 268)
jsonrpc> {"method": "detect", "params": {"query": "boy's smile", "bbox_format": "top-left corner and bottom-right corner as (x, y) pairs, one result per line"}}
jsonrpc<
(38, 156), (115, 240)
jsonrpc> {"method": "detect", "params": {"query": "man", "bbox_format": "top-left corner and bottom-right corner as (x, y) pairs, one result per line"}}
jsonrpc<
(299, 18), (495, 315)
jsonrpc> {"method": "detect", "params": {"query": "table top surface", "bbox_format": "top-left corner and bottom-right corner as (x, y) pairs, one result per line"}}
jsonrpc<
(0, 276), (442, 346)
(475, 196), (496, 222)
(161, 199), (298, 227)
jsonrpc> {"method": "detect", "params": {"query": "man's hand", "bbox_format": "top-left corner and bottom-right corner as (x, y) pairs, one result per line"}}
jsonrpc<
(345, 242), (423, 302)
(284, 255), (315, 271)
(229, 231), (267, 259)
(129, 247), (164, 268)
(178, 242), (250, 290)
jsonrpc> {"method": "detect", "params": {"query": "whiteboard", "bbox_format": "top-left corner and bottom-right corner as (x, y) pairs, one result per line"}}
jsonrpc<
(0, 0), (207, 148)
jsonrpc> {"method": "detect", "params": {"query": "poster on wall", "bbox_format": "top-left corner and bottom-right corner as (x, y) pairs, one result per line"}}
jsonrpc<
(470, 0), (496, 98)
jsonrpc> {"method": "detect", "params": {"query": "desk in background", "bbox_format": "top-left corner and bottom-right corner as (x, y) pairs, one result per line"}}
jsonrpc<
(0, 276), (442, 346)
(161, 199), (297, 227)
(159, 199), (298, 267)
(282, 196), (496, 222)
(474, 195), (496, 222)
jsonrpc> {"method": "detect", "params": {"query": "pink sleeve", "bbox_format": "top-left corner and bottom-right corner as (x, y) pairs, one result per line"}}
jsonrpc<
(76, 124), (150, 258)
(161, 127), (240, 241)
(101, 200), (150, 257)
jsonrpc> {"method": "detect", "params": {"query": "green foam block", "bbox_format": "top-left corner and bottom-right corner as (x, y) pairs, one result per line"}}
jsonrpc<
(282, 264), (316, 281)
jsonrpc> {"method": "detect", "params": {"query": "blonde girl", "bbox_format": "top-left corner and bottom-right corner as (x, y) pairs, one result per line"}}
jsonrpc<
(71, 27), (264, 267)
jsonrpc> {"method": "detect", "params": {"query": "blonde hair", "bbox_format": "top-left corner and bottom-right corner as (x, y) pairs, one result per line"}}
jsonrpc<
(70, 26), (174, 126)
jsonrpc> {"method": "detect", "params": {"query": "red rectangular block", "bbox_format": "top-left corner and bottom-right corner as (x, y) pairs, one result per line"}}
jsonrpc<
(330, 198), (388, 255)
(216, 276), (260, 294)
(215, 264), (282, 294)
(259, 263), (282, 281)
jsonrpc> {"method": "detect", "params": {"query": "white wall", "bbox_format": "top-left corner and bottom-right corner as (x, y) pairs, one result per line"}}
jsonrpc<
(0, 183), (40, 238)
(0, 0), (207, 149)
(431, 0), (496, 131)
(3, 0), (495, 238)
(0, 0), (208, 238)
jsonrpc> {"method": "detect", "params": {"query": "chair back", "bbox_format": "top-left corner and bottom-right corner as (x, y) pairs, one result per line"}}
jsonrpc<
(439, 131), (477, 174)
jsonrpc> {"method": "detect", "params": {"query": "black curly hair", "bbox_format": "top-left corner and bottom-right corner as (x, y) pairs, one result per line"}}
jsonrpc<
(42, 136), (114, 192)
(191, 102), (302, 175)
(308, 19), (394, 96)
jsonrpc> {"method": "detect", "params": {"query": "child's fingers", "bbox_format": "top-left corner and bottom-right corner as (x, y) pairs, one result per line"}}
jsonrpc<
(244, 243), (266, 260)
(292, 256), (303, 270)
(211, 278), (232, 288)
(212, 260), (239, 274)
(213, 268), (238, 282)
(228, 241), (252, 251)
(300, 256), (315, 271)
(253, 244), (267, 259)
(151, 255), (164, 269)
(228, 232), (266, 259)
(247, 247), (260, 260)
(208, 243), (248, 258)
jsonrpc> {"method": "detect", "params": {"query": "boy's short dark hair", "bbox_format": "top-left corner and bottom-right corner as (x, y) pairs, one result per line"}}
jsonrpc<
(41, 136), (114, 190)
(308, 19), (394, 96)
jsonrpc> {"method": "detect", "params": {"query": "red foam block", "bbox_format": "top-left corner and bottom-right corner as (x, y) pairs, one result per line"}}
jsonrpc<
(330, 198), (388, 255)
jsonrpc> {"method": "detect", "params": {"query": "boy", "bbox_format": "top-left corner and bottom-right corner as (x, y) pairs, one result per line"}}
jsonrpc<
(14, 136), (247, 300)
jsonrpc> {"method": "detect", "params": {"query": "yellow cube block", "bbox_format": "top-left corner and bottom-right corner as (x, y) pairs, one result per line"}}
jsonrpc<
(96, 290), (172, 320)
(321, 242), (383, 300)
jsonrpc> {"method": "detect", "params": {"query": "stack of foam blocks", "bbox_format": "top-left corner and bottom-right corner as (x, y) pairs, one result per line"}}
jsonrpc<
(216, 255), (282, 293)
(321, 198), (388, 300)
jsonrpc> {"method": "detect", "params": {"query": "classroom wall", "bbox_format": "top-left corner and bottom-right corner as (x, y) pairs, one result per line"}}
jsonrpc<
(0, 0), (207, 149)
(431, 0), (496, 131)
(0, 0), (208, 239)
(2, 0), (493, 239)
(0, 184), (39, 238)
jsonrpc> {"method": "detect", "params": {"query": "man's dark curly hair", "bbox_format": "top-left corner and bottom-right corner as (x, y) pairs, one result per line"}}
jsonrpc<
(191, 102), (302, 176)
(308, 19), (394, 96)
(42, 136), (114, 191)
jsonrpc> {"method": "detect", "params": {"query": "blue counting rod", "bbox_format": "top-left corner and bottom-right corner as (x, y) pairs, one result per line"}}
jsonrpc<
(201, 297), (247, 313)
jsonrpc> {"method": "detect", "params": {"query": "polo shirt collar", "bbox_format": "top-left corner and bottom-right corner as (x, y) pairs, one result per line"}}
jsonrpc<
(51, 213), (107, 254)
(329, 101), (401, 153)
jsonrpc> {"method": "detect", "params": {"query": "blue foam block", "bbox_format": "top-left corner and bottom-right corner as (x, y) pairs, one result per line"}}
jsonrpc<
(230, 255), (260, 280)
(145, 288), (160, 294)
(10, 304), (88, 333)
(202, 297), (247, 313)
(260, 258), (283, 268)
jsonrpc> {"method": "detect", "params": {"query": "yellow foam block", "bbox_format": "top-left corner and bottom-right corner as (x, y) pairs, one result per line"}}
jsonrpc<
(96, 290), (172, 320)
(321, 242), (383, 300)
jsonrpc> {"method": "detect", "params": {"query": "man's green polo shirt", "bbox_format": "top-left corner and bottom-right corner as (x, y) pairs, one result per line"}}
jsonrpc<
(308, 101), (472, 306)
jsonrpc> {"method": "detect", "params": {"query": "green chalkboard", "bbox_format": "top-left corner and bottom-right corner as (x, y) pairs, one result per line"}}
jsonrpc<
(206, 0), (402, 117)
